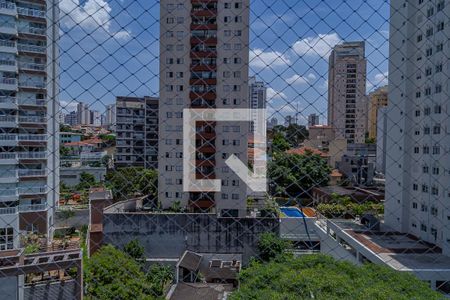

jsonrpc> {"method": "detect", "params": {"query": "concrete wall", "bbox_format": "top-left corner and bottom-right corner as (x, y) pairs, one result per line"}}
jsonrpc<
(60, 167), (106, 187)
(0, 276), (18, 299)
(55, 209), (89, 229)
(103, 213), (279, 264)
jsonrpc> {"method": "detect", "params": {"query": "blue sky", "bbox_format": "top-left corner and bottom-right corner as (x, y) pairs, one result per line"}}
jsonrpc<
(59, 0), (390, 124)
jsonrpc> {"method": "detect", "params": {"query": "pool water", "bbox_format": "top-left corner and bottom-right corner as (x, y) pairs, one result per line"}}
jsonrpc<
(280, 207), (305, 218)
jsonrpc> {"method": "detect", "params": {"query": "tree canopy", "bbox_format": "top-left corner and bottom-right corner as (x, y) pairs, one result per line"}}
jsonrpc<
(257, 232), (291, 261)
(105, 167), (158, 201)
(85, 244), (172, 300)
(268, 151), (331, 197)
(231, 254), (442, 300)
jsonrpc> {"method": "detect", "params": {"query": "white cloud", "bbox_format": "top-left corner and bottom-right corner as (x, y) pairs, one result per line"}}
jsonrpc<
(285, 73), (317, 85)
(60, 100), (78, 111)
(250, 49), (291, 68)
(60, 0), (131, 40)
(367, 71), (388, 91)
(267, 87), (287, 101)
(292, 33), (342, 57)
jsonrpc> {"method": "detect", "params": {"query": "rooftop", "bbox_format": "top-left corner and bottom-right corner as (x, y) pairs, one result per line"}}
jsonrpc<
(167, 282), (233, 300)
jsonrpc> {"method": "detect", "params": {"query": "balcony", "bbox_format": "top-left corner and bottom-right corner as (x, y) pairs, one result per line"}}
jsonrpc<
(0, 39), (17, 54)
(18, 169), (46, 178)
(18, 203), (46, 212)
(0, 152), (17, 165)
(18, 186), (47, 195)
(0, 134), (17, 147)
(0, 189), (18, 198)
(190, 24), (217, 31)
(18, 98), (46, 107)
(19, 62), (46, 72)
(17, 44), (46, 54)
(0, 206), (17, 215)
(0, 59), (17, 72)
(190, 50), (217, 59)
(190, 78), (217, 85)
(0, 1), (17, 17)
(18, 26), (46, 36)
(0, 115), (17, 127)
(189, 91), (216, 101)
(18, 152), (46, 160)
(17, 134), (47, 143)
(17, 6), (45, 18)
(18, 115), (46, 124)
(190, 64), (217, 72)
(0, 96), (16, 109)
(190, 36), (217, 45)
(18, 81), (46, 90)
(0, 78), (18, 91)
(0, 171), (17, 184)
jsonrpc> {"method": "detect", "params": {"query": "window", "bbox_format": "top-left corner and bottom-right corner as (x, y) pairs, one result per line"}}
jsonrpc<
(435, 84), (442, 93)
(0, 228), (13, 250)
(436, 43), (444, 52)
(417, 34), (422, 42)
(421, 224), (427, 232)
(433, 125), (441, 135)
(436, 64), (443, 73)
(177, 17), (184, 24)
(167, 18), (174, 24)
(413, 183), (418, 191)
(235, 2), (242, 9)
(434, 105), (441, 114)
(426, 27), (433, 37)
(413, 202), (418, 209)
(432, 167), (440, 175)
(427, 7), (434, 18)
(426, 48), (432, 57)
(424, 106), (431, 115)
(224, 30), (231, 36)
(432, 145), (440, 155)
(232, 193), (239, 200)
(166, 31), (174, 37)
(234, 30), (242, 36)
(224, 2), (231, 9)
(437, 21), (444, 31)
(437, 1), (445, 11)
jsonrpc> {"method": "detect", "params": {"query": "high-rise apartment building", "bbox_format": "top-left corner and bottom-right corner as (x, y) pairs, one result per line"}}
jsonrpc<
(104, 103), (116, 130)
(0, 0), (59, 249)
(115, 96), (158, 169)
(64, 111), (77, 126)
(328, 41), (368, 144)
(385, 1), (450, 254)
(308, 113), (320, 127)
(90, 110), (101, 126)
(159, 0), (250, 216)
(248, 76), (266, 132)
(368, 86), (388, 140)
(76, 101), (90, 125)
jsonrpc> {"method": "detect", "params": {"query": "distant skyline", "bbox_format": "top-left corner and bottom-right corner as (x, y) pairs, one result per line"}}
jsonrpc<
(59, 0), (389, 125)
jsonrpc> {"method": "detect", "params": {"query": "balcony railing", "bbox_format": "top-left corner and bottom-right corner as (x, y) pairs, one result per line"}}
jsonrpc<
(18, 98), (46, 106)
(0, 60), (15, 66)
(0, 189), (17, 197)
(18, 27), (46, 36)
(18, 152), (46, 159)
(18, 134), (46, 141)
(19, 62), (45, 71)
(18, 186), (47, 195)
(0, 153), (15, 160)
(0, 96), (15, 105)
(0, 1), (16, 10)
(18, 81), (46, 89)
(17, 44), (46, 54)
(0, 115), (17, 123)
(0, 207), (17, 215)
(19, 116), (46, 123)
(0, 23), (16, 29)
(0, 40), (15, 48)
(19, 204), (46, 212)
(18, 169), (46, 177)
(0, 78), (17, 85)
(17, 7), (45, 18)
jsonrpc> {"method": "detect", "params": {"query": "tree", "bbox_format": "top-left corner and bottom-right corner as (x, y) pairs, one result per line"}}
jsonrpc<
(147, 264), (173, 297)
(106, 167), (158, 201)
(257, 233), (291, 261)
(268, 151), (331, 197)
(271, 132), (290, 152)
(285, 124), (308, 147)
(60, 145), (70, 157)
(77, 172), (97, 190)
(85, 245), (157, 300)
(231, 254), (442, 300)
(123, 239), (145, 261)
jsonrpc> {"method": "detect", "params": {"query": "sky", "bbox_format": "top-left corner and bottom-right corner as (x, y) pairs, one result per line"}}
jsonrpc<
(58, 0), (390, 125)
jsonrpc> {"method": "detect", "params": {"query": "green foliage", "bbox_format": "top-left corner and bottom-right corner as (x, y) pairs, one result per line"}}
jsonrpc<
(257, 233), (291, 261)
(60, 124), (72, 132)
(231, 254), (442, 300)
(169, 200), (183, 212)
(85, 245), (158, 300)
(123, 239), (145, 261)
(317, 193), (384, 218)
(59, 209), (75, 220)
(272, 132), (291, 152)
(147, 264), (173, 297)
(105, 167), (158, 200)
(285, 124), (308, 147)
(268, 151), (331, 197)
(24, 243), (40, 254)
(76, 172), (97, 190)
(60, 145), (70, 157)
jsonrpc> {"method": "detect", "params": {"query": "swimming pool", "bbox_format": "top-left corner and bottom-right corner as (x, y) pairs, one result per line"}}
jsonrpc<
(280, 207), (305, 218)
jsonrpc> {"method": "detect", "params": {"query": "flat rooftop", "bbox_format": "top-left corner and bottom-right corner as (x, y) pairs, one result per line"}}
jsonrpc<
(330, 219), (450, 271)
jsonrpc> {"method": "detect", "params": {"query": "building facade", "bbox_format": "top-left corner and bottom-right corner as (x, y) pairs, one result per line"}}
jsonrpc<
(104, 103), (116, 130)
(0, 0), (59, 249)
(308, 113), (320, 127)
(368, 86), (388, 140)
(76, 101), (90, 125)
(385, 0), (450, 254)
(159, 0), (250, 216)
(328, 41), (368, 144)
(64, 110), (77, 126)
(115, 96), (158, 168)
(248, 76), (266, 132)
